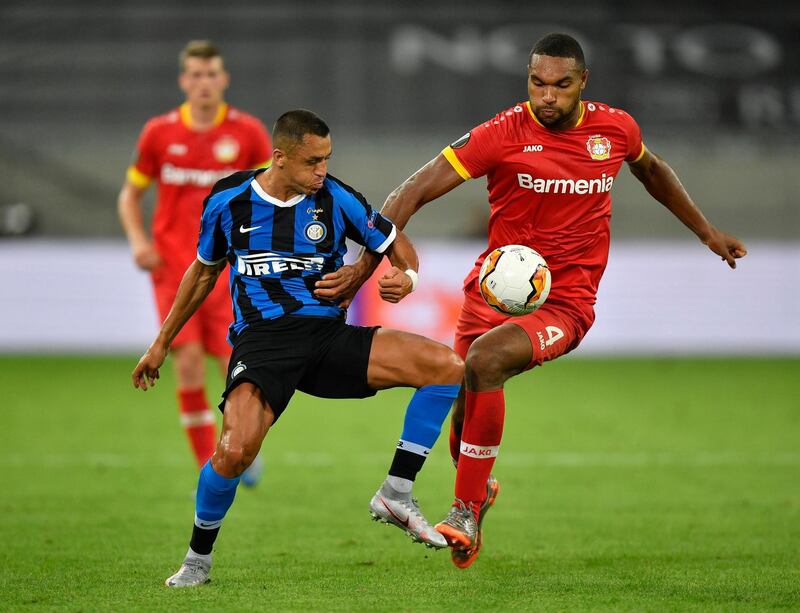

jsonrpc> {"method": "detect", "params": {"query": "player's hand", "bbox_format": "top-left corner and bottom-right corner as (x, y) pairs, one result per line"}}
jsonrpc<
(314, 264), (363, 309)
(378, 266), (413, 303)
(132, 241), (162, 271)
(132, 342), (168, 391)
(702, 228), (747, 269)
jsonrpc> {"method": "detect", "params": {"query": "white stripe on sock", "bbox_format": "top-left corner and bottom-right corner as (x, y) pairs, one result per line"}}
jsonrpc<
(194, 514), (222, 530)
(397, 439), (431, 457)
(460, 441), (499, 459)
(181, 410), (215, 428)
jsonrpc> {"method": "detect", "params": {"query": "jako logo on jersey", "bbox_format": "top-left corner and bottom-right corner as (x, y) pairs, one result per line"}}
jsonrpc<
(586, 135), (612, 160)
(236, 252), (324, 276)
(522, 144), (543, 152)
(231, 361), (247, 378)
(161, 164), (230, 187)
(517, 173), (614, 194)
(304, 221), (327, 243)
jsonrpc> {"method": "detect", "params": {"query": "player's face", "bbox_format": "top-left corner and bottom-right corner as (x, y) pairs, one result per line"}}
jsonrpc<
(179, 56), (229, 108)
(527, 55), (588, 129)
(280, 134), (332, 195)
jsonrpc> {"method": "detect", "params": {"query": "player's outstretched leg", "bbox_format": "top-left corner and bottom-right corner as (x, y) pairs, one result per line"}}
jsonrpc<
(368, 384), (460, 548)
(366, 329), (464, 549)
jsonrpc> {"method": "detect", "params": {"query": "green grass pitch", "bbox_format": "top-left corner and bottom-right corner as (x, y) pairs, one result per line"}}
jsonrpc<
(0, 355), (798, 611)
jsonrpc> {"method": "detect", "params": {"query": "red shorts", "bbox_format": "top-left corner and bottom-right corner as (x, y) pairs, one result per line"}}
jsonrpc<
(151, 265), (232, 357)
(454, 279), (595, 370)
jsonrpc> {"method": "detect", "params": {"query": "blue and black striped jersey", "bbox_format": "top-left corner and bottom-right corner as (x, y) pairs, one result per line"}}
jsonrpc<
(197, 169), (396, 340)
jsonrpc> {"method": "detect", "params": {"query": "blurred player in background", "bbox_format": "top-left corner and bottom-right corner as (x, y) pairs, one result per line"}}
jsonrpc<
(132, 109), (464, 587)
(118, 41), (272, 483)
(315, 33), (747, 568)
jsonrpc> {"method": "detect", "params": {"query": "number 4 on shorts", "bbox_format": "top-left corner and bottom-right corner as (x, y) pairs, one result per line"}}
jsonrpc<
(545, 325), (564, 347)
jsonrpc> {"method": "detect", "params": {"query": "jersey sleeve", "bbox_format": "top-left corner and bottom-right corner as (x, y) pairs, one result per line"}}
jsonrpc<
(621, 111), (646, 163)
(196, 199), (228, 265)
(335, 185), (396, 254)
(441, 112), (506, 180)
(354, 207), (396, 254)
(126, 119), (159, 189)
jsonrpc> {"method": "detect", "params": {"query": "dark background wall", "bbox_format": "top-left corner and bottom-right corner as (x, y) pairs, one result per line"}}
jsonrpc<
(1, 0), (797, 239)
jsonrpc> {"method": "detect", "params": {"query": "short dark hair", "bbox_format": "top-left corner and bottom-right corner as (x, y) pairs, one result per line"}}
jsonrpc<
(529, 33), (586, 70)
(273, 109), (330, 152)
(179, 40), (223, 71)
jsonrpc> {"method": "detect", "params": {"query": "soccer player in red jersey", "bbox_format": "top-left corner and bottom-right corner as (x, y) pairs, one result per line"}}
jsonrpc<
(118, 41), (272, 476)
(315, 33), (747, 568)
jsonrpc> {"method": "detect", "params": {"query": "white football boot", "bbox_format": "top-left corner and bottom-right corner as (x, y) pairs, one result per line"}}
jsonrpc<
(165, 552), (211, 587)
(369, 481), (447, 549)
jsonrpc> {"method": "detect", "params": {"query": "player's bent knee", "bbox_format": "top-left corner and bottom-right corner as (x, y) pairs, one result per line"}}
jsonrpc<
(465, 340), (517, 390)
(212, 443), (244, 477)
(442, 350), (465, 384)
(422, 347), (464, 385)
(213, 440), (259, 478)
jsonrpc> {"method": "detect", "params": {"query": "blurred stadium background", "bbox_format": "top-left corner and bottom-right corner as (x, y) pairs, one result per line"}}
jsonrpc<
(0, 0), (798, 354)
(1, 3), (798, 610)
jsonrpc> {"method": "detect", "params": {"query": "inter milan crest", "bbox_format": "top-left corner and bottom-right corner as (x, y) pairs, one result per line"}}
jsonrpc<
(231, 361), (247, 378)
(304, 221), (327, 243)
(586, 135), (611, 160)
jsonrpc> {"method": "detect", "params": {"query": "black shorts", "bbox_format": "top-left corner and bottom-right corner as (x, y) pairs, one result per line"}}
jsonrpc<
(219, 316), (379, 421)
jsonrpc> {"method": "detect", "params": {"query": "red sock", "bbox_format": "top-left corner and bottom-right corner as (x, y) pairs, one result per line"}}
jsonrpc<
(449, 420), (461, 466)
(455, 389), (505, 506)
(178, 388), (217, 467)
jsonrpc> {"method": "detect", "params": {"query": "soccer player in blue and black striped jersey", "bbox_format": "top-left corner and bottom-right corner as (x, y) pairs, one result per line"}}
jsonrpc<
(132, 109), (465, 587)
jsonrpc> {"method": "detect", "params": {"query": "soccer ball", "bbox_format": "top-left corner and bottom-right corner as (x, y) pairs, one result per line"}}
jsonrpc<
(478, 244), (551, 316)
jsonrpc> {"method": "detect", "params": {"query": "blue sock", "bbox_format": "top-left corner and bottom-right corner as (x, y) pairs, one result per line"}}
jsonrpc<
(389, 384), (460, 482)
(190, 461), (241, 555)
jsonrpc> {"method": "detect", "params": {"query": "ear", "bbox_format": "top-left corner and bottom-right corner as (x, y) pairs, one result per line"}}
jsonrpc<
(220, 69), (230, 91)
(580, 68), (589, 90)
(272, 149), (285, 168)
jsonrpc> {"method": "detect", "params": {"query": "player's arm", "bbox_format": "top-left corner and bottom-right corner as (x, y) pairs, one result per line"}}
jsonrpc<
(628, 148), (747, 268)
(314, 155), (464, 302)
(132, 259), (226, 390)
(382, 153), (466, 229)
(377, 229), (420, 304)
(117, 179), (162, 271)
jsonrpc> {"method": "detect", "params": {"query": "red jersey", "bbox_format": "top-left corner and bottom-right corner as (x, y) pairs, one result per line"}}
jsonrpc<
(127, 103), (272, 271)
(443, 99), (644, 314)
